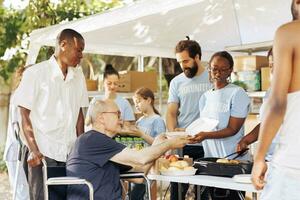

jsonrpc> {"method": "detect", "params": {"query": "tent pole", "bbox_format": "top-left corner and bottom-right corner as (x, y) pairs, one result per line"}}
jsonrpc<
(158, 57), (163, 112)
(137, 55), (144, 72)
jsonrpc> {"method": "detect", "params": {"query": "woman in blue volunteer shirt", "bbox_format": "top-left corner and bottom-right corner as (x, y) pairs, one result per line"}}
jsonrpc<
(191, 51), (250, 200)
(86, 64), (135, 126)
(191, 51), (250, 158)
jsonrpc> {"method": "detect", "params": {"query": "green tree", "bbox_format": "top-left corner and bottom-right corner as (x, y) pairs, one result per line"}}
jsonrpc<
(0, 0), (125, 85)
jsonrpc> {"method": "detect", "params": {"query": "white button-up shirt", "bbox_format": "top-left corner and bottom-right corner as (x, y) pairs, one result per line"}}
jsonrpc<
(14, 55), (89, 162)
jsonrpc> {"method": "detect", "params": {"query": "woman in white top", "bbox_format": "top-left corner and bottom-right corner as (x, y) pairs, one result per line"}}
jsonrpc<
(86, 64), (135, 126)
(3, 66), (29, 200)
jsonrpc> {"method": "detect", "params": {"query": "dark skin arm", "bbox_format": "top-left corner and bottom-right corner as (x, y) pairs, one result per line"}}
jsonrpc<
(236, 124), (260, 152)
(19, 106), (43, 166)
(191, 116), (246, 143)
(76, 108), (85, 137)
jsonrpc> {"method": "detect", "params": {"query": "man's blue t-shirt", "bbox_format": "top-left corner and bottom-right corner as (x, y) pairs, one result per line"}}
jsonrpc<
(136, 114), (166, 138)
(66, 130), (126, 200)
(199, 84), (250, 159)
(168, 71), (211, 128)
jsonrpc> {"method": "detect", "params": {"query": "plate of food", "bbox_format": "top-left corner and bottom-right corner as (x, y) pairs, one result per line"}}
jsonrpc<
(158, 155), (197, 176)
(165, 131), (188, 139)
(160, 167), (197, 176)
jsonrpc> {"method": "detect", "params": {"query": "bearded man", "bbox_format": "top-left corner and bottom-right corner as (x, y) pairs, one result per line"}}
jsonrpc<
(166, 38), (211, 200)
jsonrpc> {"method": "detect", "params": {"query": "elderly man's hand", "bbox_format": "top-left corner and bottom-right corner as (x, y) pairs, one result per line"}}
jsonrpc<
(168, 136), (190, 149)
(152, 134), (167, 145)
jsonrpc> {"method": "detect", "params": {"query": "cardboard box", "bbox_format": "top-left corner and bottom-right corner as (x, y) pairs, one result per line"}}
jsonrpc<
(234, 56), (269, 72)
(85, 79), (98, 91)
(261, 67), (271, 91)
(118, 71), (157, 92)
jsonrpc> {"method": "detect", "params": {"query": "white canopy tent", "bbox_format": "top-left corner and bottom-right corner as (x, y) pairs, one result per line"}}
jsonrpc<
(26, 0), (292, 65)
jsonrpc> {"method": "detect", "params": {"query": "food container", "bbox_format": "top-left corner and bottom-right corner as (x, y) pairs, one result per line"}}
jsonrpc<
(153, 156), (194, 176)
(165, 132), (188, 139)
(193, 157), (253, 177)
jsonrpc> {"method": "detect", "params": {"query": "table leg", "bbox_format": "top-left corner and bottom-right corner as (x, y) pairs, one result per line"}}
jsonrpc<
(159, 181), (163, 200)
(128, 182), (131, 200)
(237, 191), (245, 200)
(196, 186), (201, 200)
(252, 192), (258, 200)
(178, 183), (182, 200)
(196, 186), (207, 200)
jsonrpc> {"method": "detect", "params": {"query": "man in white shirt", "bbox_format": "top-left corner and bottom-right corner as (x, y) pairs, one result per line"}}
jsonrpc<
(14, 29), (89, 200)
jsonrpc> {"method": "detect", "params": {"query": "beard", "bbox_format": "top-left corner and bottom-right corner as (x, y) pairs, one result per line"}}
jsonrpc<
(292, 1), (299, 20)
(183, 61), (198, 78)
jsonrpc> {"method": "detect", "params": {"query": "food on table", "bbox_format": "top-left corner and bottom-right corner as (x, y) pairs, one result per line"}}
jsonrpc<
(169, 160), (189, 169)
(158, 154), (195, 173)
(216, 158), (241, 164)
(183, 166), (195, 171)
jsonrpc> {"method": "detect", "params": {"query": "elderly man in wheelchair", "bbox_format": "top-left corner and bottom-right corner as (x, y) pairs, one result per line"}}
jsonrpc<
(65, 99), (189, 200)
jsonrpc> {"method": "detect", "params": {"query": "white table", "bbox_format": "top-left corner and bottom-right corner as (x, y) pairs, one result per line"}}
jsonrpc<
(147, 174), (259, 200)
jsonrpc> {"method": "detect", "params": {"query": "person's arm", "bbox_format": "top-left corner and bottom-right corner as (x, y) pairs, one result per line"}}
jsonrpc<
(166, 103), (179, 131)
(236, 124), (260, 152)
(76, 108), (85, 136)
(119, 125), (154, 144)
(19, 106), (43, 166)
(123, 121), (135, 126)
(110, 135), (189, 172)
(192, 116), (246, 143)
(139, 131), (154, 144)
(252, 24), (293, 190)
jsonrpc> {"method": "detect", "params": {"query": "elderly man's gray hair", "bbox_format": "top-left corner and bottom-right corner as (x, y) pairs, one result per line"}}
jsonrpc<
(86, 100), (108, 125)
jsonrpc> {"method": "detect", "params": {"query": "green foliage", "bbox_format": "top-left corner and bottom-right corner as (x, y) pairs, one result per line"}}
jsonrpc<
(0, 0), (125, 84)
(232, 80), (248, 90)
(0, 148), (7, 173)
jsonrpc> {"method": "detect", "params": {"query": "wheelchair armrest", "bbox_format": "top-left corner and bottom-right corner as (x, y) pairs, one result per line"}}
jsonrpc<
(120, 172), (147, 179)
(46, 177), (91, 185)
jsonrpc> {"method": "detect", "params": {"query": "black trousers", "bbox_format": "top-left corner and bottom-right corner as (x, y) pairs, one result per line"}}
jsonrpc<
(170, 145), (204, 200)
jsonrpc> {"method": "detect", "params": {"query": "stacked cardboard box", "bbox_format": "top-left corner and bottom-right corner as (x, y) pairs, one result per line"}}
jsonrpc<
(233, 56), (269, 92)
(85, 79), (98, 91)
(118, 71), (158, 92)
(261, 67), (271, 91)
(233, 56), (269, 72)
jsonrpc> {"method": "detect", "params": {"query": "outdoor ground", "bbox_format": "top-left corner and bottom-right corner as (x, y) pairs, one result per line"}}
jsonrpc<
(0, 172), (12, 200)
